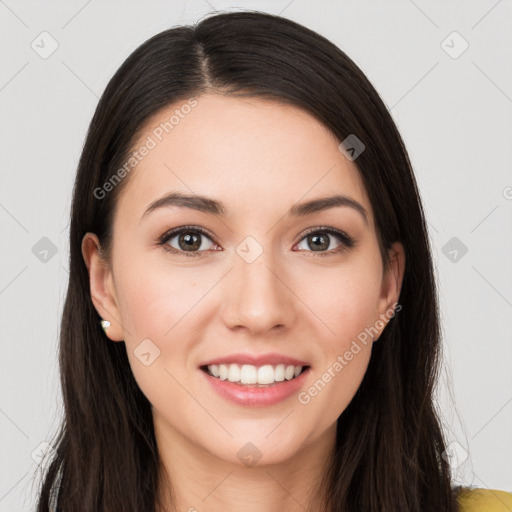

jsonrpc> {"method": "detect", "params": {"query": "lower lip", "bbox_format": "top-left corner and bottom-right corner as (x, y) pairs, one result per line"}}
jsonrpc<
(200, 367), (311, 407)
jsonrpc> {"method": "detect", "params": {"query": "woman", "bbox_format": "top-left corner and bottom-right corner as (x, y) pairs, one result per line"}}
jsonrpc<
(37, 10), (512, 512)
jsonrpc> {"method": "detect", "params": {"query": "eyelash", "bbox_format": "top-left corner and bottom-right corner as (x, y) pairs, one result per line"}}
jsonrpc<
(156, 225), (356, 258)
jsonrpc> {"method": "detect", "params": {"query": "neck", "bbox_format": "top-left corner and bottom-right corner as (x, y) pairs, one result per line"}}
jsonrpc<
(153, 414), (335, 512)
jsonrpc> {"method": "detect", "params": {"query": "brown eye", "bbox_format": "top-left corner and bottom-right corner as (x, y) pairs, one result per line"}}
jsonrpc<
(159, 227), (217, 256)
(295, 228), (355, 256)
(304, 233), (330, 251)
(175, 232), (203, 251)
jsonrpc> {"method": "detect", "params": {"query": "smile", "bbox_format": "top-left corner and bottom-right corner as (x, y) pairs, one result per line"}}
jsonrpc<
(202, 363), (308, 386)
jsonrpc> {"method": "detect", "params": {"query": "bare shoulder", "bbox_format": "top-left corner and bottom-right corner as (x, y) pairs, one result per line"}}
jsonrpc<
(456, 487), (512, 512)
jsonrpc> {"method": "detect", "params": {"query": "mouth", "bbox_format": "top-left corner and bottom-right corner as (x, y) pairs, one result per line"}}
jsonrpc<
(200, 363), (310, 387)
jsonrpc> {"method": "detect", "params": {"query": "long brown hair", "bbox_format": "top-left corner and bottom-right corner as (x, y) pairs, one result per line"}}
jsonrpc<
(36, 10), (458, 511)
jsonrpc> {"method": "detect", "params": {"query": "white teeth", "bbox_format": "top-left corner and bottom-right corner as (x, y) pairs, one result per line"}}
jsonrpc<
(240, 364), (257, 384)
(228, 363), (240, 382)
(219, 364), (228, 380)
(284, 365), (295, 380)
(257, 365), (275, 385)
(206, 363), (305, 385)
(274, 364), (285, 382)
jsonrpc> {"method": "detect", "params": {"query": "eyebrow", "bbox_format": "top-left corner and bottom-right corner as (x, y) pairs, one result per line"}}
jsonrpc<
(140, 191), (368, 225)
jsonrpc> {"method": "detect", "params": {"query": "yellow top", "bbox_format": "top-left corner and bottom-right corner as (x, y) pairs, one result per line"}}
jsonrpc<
(457, 488), (512, 512)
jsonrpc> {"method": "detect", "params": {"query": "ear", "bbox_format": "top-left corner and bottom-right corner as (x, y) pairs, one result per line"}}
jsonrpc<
(375, 241), (406, 339)
(81, 232), (124, 342)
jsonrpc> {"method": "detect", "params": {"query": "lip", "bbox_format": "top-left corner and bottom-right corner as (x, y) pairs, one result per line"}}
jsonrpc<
(200, 366), (311, 407)
(199, 352), (310, 368)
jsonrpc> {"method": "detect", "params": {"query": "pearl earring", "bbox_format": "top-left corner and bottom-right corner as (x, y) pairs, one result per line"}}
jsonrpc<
(100, 319), (111, 332)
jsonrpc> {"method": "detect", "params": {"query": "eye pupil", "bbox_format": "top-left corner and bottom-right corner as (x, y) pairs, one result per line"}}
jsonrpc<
(309, 233), (329, 251)
(179, 232), (201, 251)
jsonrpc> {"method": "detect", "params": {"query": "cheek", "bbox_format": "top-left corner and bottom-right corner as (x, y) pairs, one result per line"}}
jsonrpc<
(113, 259), (205, 405)
(294, 294), (377, 430)
(297, 257), (383, 346)
(113, 252), (208, 341)
(112, 254), (219, 391)
(292, 256), (382, 410)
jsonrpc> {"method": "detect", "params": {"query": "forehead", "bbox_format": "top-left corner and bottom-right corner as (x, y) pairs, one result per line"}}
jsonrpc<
(115, 94), (372, 226)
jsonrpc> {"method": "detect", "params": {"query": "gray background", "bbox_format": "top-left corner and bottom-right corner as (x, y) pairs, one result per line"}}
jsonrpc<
(1, 0), (511, 510)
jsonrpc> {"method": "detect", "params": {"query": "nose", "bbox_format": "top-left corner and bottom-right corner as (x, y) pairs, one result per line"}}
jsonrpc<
(220, 249), (296, 335)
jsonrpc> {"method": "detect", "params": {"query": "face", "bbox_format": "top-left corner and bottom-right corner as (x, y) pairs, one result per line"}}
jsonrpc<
(82, 93), (404, 467)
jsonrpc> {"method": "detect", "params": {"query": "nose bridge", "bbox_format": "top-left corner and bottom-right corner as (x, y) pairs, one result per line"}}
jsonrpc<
(222, 236), (294, 332)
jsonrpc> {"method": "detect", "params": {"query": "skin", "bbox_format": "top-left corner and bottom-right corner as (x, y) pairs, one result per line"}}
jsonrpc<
(82, 94), (405, 512)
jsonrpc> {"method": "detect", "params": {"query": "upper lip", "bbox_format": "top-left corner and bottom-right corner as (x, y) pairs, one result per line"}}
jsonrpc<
(200, 352), (310, 368)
